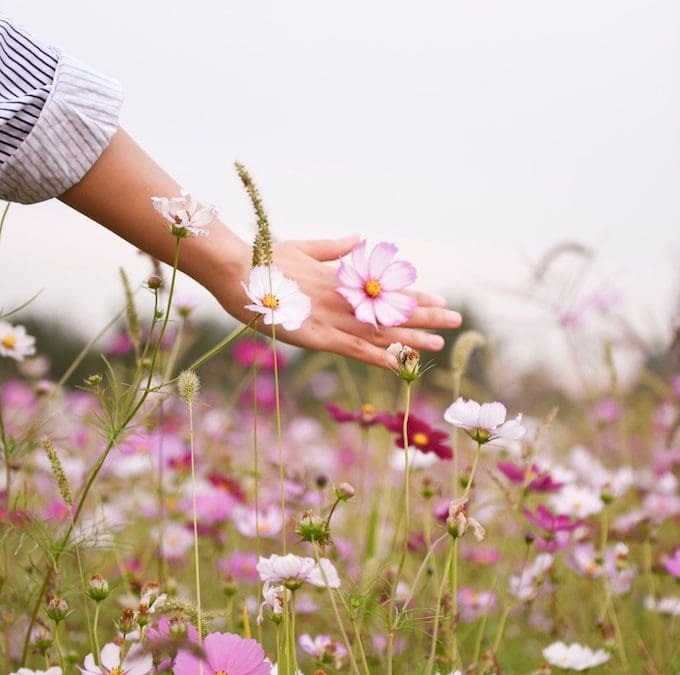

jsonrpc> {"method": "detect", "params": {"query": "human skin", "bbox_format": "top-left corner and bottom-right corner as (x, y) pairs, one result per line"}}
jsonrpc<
(59, 127), (462, 369)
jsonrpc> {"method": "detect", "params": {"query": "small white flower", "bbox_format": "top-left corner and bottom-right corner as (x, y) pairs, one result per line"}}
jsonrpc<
(550, 484), (604, 519)
(256, 553), (316, 588)
(389, 447), (439, 471)
(11, 669), (62, 675)
(79, 642), (152, 675)
(509, 553), (554, 602)
(243, 265), (311, 331)
(0, 321), (36, 362)
(542, 641), (610, 671)
(644, 594), (680, 616)
(151, 190), (217, 238)
(257, 581), (289, 625)
(444, 398), (526, 444)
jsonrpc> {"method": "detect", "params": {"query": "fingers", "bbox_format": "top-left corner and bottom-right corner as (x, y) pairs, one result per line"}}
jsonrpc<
(329, 328), (399, 369)
(401, 305), (463, 330)
(291, 236), (360, 262)
(406, 290), (448, 308)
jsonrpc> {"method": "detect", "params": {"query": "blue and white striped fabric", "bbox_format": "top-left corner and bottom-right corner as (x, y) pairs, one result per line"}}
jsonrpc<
(0, 16), (123, 204)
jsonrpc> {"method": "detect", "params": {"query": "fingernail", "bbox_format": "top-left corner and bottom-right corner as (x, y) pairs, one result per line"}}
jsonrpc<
(428, 335), (445, 350)
(446, 310), (462, 325)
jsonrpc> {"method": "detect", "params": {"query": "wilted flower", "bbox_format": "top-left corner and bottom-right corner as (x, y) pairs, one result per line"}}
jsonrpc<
(542, 641), (610, 671)
(446, 497), (485, 541)
(386, 342), (421, 381)
(257, 581), (289, 625)
(151, 190), (217, 238)
(0, 321), (36, 362)
(45, 595), (69, 623)
(243, 265), (311, 330)
(336, 240), (417, 328)
(444, 398), (526, 444)
(79, 642), (153, 675)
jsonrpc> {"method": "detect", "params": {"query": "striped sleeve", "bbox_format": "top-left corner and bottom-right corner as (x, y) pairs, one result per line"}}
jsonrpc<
(0, 16), (123, 204)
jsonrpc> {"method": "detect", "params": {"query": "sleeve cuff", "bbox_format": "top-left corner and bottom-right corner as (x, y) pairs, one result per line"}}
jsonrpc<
(0, 51), (123, 204)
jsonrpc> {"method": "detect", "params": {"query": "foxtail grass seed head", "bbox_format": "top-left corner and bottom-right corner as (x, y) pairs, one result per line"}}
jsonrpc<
(177, 370), (200, 405)
(235, 161), (274, 267)
(41, 437), (73, 507)
(45, 594), (69, 623)
(87, 574), (110, 602)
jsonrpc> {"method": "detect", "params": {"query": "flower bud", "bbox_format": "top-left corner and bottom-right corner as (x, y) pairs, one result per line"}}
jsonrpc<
(30, 625), (52, 652)
(147, 274), (163, 290)
(117, 608), (136, 635)
(168, 616), (188, 639)
(295, 510), (332, 546)
(335, 482), (355, 500)
(386, 342), (422, 382)
(45, 595), (69, 623)
(87, 574), (110, 602)
(177, 370), (200, 405)
(85, 373), (102, 386)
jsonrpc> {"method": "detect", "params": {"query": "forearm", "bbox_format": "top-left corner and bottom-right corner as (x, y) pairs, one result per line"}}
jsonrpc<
(58, 127), (250, 299)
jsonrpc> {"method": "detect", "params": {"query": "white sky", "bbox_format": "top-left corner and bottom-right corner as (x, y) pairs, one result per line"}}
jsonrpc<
(1, 1), (678, 383)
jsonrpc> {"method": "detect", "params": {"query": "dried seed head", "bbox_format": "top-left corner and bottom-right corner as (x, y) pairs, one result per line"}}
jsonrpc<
(177, 370), (200, 405)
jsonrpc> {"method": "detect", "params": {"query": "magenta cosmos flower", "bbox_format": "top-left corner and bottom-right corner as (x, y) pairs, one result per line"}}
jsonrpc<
(381, 412), (452, 459)
(336, 240), (417, 328)
(174, 632), (270, 675)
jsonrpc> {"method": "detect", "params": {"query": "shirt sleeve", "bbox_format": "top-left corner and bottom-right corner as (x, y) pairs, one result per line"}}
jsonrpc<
(0, 16), (123, 204)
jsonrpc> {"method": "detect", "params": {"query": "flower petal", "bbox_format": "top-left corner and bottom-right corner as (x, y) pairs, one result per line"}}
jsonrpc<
(351, 240), (370, 278)
(368, 242), (398, 279)
(373, 295), (412, 327)
(337, 259), (365, 288)
(99, 643), (121, 670)
(353, 298), (379, 328)
(379, 260), (417, 291)
(336, 286), (367, 309)
(478, 402), (507, 431)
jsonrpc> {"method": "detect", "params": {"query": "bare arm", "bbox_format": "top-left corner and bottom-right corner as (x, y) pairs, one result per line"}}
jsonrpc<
(59, 127), (462, 368)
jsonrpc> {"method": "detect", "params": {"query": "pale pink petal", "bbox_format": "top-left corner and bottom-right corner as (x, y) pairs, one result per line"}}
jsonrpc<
(351, 240), (370, 278)
(80, 653), (102, 674)
(275, 275), (303, 299)
(368, 242), (398, 279)
(379, 291), (417, 322)
(99, 643), (121, 670)
(174, 648), (211, 675)
(373, 296), (411, 327)
(265, 265), (287, 295)
(478, 402), (507, 430)
(444, 398), (481, 429)
(494, 415), (526, 440)
(124, 643), (154, 675)
(337, 286), (366, 308)
(244, 302), (269, 315)
(379, 260), (417, 291)
(247, 265), (271, 299)
(278, 296), (312, 331)
(353, 298), (379, 328)
(242, 282), (261, 305)
(337, 259), (364, 288)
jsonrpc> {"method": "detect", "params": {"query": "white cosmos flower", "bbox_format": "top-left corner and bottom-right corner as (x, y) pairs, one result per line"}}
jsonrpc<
(549, 484), (604, 519)
(644, 595), (680, 616)
(151, 190), (217, 238)
(307, 558), (341, 588)
(0, 321), (36, 362)
(12, 669), (62, 675)
(79, 642), (152, 675)
(243, 265), (312, 331)
(444, 398), (526, 444)
(389, 447), (439, 471)
(256, 553), (316, 587)
(542, 641), (610, 671)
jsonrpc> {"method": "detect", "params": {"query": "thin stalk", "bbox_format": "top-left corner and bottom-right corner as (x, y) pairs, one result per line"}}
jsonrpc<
(93, 602), (102, 660)
(20, 239), (183, 665)
(188, 401), (204, 675)
(74, 546), (95, 656)
(491, 605), (511, 652)
(312, 543), (361, 675)
(426, 542), (454, 674)
(270, 322), (287, 552)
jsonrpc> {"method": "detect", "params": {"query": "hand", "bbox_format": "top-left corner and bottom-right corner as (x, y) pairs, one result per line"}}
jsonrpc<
(215, 235), (463, 369)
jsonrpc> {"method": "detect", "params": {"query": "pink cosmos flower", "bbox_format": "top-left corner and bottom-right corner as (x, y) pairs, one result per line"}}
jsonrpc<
(242, 265), (311, 330)
(497, 462), (563, 492)
(457, 587), (497, 622)
(233, 338), (285, 370)
(336, 240), (417, 328)
(523, 505), (583, 533)
(299, 633), (348, 668)
(232, 504), (283, 539)
(663, 548), (680, 578)
(174, 632), (270, 675)
(325, 402), (389, 428)
(218, 551), (260, 582)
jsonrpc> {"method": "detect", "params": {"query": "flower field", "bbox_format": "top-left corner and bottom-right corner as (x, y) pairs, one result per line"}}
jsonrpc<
(1, 184), (679, 674)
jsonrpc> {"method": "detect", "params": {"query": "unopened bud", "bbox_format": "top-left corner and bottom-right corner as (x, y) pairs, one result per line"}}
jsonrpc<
(84, 374), (102, 386)
(30, 625), (52, 651)
(295, 510), (332, 546)
(87, 574), (110, 602)
(147, 274), (163, 290)
(45, 595), (69, 623)
(335, 482), (355, 500)
(117, 608), (136, 635)
(168, 616), (188, 639)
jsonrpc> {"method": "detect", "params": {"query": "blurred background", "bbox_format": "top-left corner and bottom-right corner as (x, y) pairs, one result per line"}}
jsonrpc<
(1, 0), (678, 391)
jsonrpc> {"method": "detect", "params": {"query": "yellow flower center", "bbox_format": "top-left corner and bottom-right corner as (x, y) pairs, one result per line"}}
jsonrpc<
(110, 668), (124, 675)
(262, 293), (279, 309)
(364, 279), (382, 298)
(412, 432), (429, 447)
(216, 671), (228, 675)
(258, 522), (270, 535)
(1, 334), (16, 349)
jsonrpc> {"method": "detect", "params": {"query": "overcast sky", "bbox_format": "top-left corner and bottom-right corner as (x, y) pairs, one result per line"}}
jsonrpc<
(1, 1), (678, 383)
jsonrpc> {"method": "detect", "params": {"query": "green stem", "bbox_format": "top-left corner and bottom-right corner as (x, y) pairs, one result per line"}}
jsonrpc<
(188, 402), (204, 673)
(426, 542), (454, 674)
(270, 322), (287, 553)
(53, 623), (65, 672)
(93, 602), (102, 660)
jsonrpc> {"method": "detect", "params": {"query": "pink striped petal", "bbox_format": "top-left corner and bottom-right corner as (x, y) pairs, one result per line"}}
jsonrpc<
(337, 286), (367, 308)
(351, 240), (370, 278)
(354, 298), (379, 328)
(379, 260), (417, 291)
(373, 292), (416, 326)
(368, 242), (398, 279)
(337, 259), (364, 288)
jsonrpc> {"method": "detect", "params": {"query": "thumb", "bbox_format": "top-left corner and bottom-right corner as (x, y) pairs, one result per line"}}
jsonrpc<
(293, 235), (360, 261)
